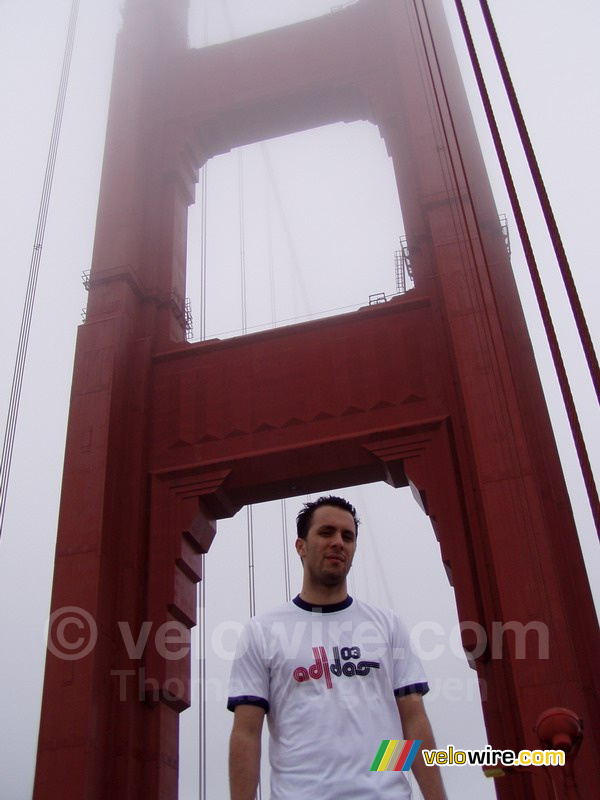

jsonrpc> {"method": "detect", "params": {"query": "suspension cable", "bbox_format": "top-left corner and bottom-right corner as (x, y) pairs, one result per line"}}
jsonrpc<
(218, 5), (262, 794)
(197, 7), (209, 345)
(247, 506), (258, 617)
(246, 509), (261, 800)
(238, 148), (258, 617)
(267, 186), (277, 329)
(198, 7), (209, 797)
(198, 553), (207, 800)
(235, 106), (262, 800)
(280, 500), (292, 602)
(0, 0), (80, 542)
(265, 178), (292, 602)
(238, 149), (248, 335)
(200, 164), (208, 341)
(260, 143), (312, 320)
(451, 0), (600, 536)
(477, 0), (600, 406)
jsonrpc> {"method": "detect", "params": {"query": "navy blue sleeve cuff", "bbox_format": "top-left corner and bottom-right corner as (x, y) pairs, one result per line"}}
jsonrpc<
(227, 695), (270, 713)
(394, 681), (430, 697)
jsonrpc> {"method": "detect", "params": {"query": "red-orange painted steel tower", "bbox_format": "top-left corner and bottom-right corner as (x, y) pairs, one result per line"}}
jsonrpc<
(34, 1), (599, 798)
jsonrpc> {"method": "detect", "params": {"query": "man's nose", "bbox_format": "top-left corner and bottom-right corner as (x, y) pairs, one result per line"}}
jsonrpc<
(331, 531), (345, 547)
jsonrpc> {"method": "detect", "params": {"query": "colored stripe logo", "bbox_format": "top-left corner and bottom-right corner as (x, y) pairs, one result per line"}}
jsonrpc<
(370, 739), (422, 772)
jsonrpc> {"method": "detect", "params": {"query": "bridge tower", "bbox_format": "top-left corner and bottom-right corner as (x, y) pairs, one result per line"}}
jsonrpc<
(33, 1), (599, 798)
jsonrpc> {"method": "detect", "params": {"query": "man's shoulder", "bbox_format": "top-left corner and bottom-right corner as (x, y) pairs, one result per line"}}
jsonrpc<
(348, 598), (414, 642)
(248, 599), (300, 627)
(350, 596), (405, 623)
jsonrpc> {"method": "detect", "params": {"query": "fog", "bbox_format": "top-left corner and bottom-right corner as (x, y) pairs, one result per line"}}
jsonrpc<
(0, 1), (598, 798)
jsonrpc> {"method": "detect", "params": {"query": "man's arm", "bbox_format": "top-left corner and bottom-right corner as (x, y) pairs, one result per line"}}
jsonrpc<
(229, 704), (266, 800)
(396, 694), (447, 800)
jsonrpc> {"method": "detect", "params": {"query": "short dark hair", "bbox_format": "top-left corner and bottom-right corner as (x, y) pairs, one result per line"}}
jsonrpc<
(296, 495), (360, 540)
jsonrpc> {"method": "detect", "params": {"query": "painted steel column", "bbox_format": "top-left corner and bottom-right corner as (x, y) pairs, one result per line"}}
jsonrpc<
(34, 2), (195, 798)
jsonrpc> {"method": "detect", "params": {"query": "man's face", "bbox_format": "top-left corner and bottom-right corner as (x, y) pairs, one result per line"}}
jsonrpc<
(295, 505), (357, 588)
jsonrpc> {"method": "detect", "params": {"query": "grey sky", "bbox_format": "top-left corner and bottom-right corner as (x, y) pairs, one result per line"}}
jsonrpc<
(0, 1), (598, 798)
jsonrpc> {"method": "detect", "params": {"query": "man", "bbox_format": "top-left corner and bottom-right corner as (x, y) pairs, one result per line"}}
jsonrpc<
(228, 495), (447, 799)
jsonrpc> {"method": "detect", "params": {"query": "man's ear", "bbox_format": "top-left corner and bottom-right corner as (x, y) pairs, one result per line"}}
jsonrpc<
(295, 537), (305, 560)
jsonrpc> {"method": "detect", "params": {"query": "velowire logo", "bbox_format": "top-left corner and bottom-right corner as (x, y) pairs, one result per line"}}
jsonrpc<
(370, 739), (422, 772)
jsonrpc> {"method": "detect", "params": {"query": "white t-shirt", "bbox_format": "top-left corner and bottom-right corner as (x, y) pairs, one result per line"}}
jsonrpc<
(228, 595), (429, 799)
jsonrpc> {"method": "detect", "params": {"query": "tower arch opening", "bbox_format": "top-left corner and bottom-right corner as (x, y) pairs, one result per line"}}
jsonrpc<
(186, 120), (405, 342)
(177, 482), (491, 799)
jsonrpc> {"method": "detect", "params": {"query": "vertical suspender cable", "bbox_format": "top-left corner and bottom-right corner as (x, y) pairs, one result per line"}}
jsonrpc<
(198, 7), (209, 798)
(280, 500), (291, 603)
(198, 553), (207, 800)
(247, 506), (257, 617)
(221, 4), (262, 791)
(200, 165), (208, 342)
(477, 0), (600, 405)
(237, 147), (257, 603)
(237, 126), (262, 800)
(246, 503), (260, 800)
(260, 145), (312, 320)
(0, 0), (80, 541)
(449, 0), (600, 536)
(238, 148), (258, 617)
(265, 178), (292, 603)
(267, 190), (277, 330)
(238, 149), (248, 335)
(246, 510), (261, 800)
(197, 198), (208, 800)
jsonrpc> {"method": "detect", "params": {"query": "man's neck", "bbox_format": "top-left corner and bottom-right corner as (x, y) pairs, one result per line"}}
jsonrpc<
(299, 581), (348, 607)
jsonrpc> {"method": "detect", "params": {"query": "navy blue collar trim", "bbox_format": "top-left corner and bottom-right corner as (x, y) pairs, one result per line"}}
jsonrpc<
(293, 594), (353, 613)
